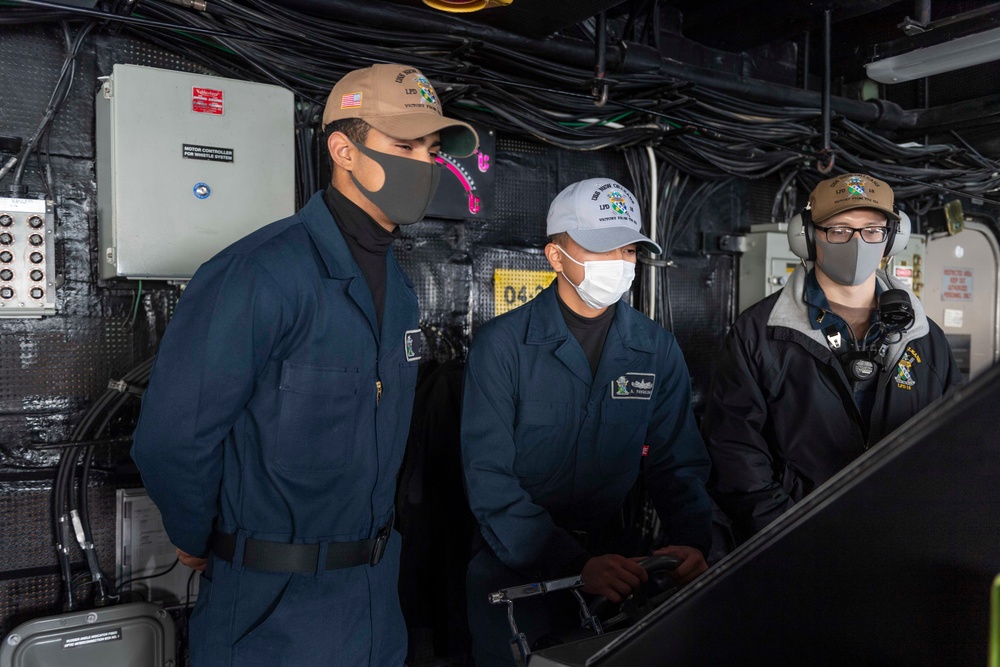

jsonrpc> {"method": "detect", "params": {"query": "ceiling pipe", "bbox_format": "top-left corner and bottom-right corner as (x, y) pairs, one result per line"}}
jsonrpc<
(654, 59), (907, 129)
(904, 93), (1000, 131)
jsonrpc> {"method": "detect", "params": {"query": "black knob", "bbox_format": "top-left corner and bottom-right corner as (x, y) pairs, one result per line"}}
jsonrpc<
(29, 287), (44, 300)
(0, 233), (12, 245)
(27, 215), (44, 229)
(0, 215), (12, 227)
(30, 269), (43, 282)
(0, 286), (13, 299)
(0, 251), (12, 263)
(28, 233), (43, 247)
(0, 269), (12, 282)
(29, 252), (43, 264)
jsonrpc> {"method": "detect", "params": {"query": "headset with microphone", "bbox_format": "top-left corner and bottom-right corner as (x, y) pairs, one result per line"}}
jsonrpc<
(786, 203), (911, 262)
(787, 200), (914, 383)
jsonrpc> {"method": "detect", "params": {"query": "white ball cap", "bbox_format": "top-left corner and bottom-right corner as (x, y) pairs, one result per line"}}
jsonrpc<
(546, 178), (661, 255)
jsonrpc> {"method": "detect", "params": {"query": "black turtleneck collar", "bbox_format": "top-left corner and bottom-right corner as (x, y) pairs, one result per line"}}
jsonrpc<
(324, 186), (400, 331)
(324, 185), (399, 255)
(555, 289), (616, 376)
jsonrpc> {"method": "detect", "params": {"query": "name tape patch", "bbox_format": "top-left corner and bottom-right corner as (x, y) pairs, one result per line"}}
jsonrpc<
(611, 372), (656, 400)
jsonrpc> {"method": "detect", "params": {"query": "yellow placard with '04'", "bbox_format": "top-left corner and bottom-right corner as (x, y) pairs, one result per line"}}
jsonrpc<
(493, 268), (556, 318)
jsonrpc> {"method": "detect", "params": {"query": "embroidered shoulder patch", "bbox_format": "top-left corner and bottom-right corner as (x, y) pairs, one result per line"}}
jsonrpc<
(404, 329), (422, 362)
(894, 346), (922, 390)
(611, 372), (656, 400)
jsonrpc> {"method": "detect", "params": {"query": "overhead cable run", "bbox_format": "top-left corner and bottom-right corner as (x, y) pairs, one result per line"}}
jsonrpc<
(5, 0), (1000, 210)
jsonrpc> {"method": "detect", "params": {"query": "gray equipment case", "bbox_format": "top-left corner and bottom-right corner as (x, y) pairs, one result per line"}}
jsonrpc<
(0, 602), (175, 667)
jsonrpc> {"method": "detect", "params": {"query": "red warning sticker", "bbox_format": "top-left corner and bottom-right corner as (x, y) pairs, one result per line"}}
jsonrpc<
(192, 87), (224, 115)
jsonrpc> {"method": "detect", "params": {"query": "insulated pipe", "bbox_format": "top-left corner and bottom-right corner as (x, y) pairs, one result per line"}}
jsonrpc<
(904, 93), (1000, 131)
(655, 59), (907, 128)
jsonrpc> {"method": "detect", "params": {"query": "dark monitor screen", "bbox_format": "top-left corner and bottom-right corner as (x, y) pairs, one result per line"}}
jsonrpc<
(535, 361), (1000, 667)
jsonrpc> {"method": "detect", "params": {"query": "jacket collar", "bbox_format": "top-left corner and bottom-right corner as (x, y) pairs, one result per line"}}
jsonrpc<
(525, 284), (657, 354)
(522, 284), (657, 386)
(299, 191), (361, 281)
(768, 262), (930, 363)
(298, 190), (415, 343)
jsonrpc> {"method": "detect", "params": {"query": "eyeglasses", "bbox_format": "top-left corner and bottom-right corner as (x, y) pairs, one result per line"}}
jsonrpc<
(814, 226), (889, 244)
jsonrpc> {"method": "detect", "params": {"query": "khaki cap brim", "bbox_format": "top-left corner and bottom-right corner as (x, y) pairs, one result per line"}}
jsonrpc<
(365, 113), (479, 158)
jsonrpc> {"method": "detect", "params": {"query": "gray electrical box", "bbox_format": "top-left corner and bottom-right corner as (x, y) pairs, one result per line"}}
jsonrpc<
(0, 602), (175, 667)
(96, 64), (295, 280)
(738, 223), (801, 314)
(885, 234), (926, 299)
(116, 488), (199, 609)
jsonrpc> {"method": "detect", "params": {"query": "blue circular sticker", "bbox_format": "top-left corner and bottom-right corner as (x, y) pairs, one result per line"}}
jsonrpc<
(193, 183), (211, 199)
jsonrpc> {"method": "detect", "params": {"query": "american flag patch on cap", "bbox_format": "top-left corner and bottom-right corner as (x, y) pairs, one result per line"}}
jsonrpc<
(341, 92), (362, 109)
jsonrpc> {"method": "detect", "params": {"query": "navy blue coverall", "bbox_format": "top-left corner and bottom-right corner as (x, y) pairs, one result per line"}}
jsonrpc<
(131, 192), (419, 666)
(461, 284), (712, 665)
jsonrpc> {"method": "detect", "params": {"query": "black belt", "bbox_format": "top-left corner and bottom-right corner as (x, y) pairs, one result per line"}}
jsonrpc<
(211, 517), (393, 573)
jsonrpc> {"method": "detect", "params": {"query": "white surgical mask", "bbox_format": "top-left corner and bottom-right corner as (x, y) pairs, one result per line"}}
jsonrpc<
(557, 245), (635, 310)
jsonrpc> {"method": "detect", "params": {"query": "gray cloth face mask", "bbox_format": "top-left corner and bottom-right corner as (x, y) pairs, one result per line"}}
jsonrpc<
(816, 235), (886, 286)
(348, 141), (441, 225)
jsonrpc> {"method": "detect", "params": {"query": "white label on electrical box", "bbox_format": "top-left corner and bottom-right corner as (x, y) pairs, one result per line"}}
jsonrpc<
(943, 308), (964, 328)
(182, 144), (234, 163)
(63, 628), (122, 649)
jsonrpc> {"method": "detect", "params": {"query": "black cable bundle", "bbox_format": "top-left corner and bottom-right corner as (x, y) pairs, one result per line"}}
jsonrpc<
(8, 0), (1000, 207)
(52, 357), (156, 611)
(0, 19), (95, 196)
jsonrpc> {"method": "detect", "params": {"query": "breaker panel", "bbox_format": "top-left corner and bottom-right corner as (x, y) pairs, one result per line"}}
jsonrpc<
(95, 64), (295, 281)
(737, 223), (801, 314)
(0, 197), (56, 318)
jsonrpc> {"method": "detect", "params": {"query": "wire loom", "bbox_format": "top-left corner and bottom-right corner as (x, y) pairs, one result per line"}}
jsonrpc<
(4, 0), (1000, 210)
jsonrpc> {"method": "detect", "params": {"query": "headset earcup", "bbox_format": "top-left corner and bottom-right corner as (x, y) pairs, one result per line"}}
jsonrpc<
(787, 211), (811, 260)
(885, 210), (911, 257)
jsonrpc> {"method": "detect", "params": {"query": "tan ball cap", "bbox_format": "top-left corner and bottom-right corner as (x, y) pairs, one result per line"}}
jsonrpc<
(808, 173), (900, 223)
(322, 63), (479, 158)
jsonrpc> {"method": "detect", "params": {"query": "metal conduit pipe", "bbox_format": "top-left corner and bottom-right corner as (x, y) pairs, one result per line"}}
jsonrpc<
(821, 9), (833, 169)
(655, 59), (910, 129)
(916, 0), (932, 26)
(904, 93), (1000, 131)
